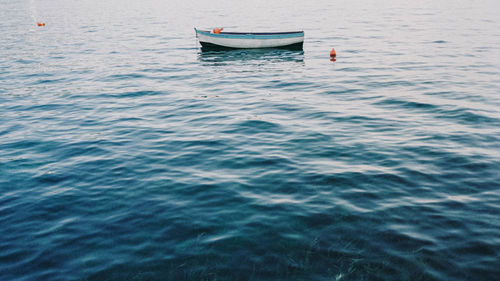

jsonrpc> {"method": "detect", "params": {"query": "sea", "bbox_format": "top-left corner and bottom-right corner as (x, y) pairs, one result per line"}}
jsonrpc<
(1, 0), (499, 280)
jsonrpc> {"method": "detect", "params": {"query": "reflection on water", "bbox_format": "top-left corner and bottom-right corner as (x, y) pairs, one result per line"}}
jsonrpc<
(198, 48), (304, 65)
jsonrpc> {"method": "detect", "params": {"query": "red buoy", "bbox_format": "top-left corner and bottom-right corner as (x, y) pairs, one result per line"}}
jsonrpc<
(330, 48), (336, 58)
(330, 48), (337, 62)
(37, 22), (45, 27)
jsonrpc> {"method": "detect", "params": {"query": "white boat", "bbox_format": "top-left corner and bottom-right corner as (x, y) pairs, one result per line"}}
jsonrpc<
(194, 28), (304, 50)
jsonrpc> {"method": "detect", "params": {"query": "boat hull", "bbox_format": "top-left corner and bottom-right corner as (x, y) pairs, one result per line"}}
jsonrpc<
(199, 41), (303, 51)
(195, 28), (304, 50)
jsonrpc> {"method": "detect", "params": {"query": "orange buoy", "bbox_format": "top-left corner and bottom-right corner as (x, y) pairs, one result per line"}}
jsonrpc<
(330, 48), (336, 58)
(212, 28), (223, 34)
(37, 22), (45, 26)
(330, 48), (337, 62)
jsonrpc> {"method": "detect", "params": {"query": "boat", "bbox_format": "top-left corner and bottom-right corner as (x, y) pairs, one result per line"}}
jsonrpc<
(194, 28), (304, 50)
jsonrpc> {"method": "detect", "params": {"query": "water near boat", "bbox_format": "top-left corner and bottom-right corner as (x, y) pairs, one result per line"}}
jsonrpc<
(1, 0), (499, 280)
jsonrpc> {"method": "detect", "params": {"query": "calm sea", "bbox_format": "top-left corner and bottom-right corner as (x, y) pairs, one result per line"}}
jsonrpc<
(1, 0), (499, 280)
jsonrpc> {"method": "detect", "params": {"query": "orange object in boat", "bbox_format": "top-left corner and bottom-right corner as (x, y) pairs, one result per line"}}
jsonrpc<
(37, 22), (45, 27)
(212, 28), (223, 34)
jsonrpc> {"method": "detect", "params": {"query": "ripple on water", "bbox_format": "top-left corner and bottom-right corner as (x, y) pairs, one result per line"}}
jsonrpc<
(1, 0), (500, 280)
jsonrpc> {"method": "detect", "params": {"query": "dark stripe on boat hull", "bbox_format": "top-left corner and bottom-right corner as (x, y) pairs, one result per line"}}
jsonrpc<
(199, 41), (303, 51)
(219, 31), (304, 35)
(196, 30), (303, 36)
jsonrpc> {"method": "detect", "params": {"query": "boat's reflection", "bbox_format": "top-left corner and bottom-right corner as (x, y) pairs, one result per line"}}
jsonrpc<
(197, 48), (304, 65)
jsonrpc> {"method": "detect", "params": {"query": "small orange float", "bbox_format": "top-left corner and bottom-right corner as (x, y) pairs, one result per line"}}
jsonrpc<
(37, 22), (45, 27)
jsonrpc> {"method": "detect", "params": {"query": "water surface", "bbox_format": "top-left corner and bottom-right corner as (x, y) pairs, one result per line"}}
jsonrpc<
(1, 0), (500, 280)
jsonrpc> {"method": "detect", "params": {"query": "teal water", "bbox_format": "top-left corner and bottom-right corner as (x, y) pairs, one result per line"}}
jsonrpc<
(1, 0), (500, 280)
